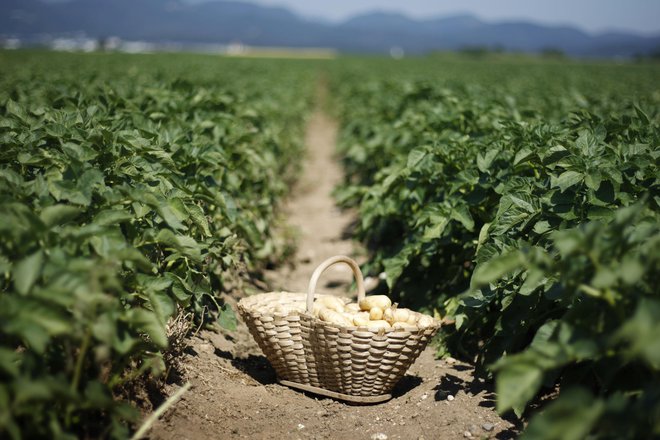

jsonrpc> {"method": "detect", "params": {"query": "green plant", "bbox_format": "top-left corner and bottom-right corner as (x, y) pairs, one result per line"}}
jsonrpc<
(0, 50), (314, 438)
(330, 55), (660, 438)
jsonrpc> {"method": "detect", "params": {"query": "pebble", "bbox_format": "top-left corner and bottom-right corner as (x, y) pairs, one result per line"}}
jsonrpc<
(371, 434), (388, 440)
(297, 424), (305, 430)
(482, 423), (495, 432)
(463, 431), (472, 438)
(447, 395), (455, 401)
(468, 424), (479, 435)
(446, 357), (457, 364)
(420, 393), (429, 400)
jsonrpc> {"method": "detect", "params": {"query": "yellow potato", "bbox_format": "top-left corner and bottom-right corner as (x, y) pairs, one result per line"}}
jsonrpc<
(383, 307), (394, 324)
(406, 313), (418, 325)
(392, 321), (418, 331)
(393, 308), (411, 323)
(312, 303), (326, 317)
(353, 311), (370, 326)
(366, 320), (391, 330)
(342, 312), (356, 321)
(344, 303), (361, 313)
(417, 315), (435, 329)
(319, 308), (352, 327)
(315, 296), (345, 313)
(369, 306), (384, 321)
(359, 295), (392, 311)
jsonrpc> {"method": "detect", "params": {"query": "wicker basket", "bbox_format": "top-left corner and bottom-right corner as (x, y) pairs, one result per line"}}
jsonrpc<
(237, 255), (440, 403)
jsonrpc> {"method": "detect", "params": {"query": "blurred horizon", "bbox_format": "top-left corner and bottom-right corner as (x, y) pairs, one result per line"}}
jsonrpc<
(6, 0), (660, 57)
(41, 0), (660, 36)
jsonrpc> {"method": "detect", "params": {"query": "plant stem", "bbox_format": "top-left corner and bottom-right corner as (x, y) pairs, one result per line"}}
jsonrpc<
(66, 328), (92, 427)
(130, 382), (191, 440)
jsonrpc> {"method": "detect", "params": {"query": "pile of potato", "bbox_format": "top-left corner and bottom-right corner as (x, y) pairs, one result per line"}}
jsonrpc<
(313, 294), (435, 330)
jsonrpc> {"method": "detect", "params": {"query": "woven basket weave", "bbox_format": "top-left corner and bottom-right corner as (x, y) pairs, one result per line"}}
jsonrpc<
(237, 255), (440, 403)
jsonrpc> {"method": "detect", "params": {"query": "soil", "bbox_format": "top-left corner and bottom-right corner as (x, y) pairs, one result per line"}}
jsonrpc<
(148, 86), (519, 440)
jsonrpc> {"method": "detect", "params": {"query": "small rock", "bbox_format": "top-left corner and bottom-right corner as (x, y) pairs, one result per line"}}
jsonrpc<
(371, 434), (388, 440)
(482, 423), (495, 432)
(446, 357), (457, 364)
(463, 431), (473, 438)
(447, 395), (455, 401)
(420, 393), (429, 400)
(468, 424), (479, 434)
(297, 424), (305, 430)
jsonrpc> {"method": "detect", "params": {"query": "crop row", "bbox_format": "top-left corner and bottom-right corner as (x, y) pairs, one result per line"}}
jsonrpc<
(331, 58), (660, 439)
(0, 51), (314, 438)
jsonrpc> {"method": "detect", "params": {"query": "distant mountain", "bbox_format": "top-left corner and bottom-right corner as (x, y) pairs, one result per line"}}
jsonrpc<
(2, 0), (659, 57)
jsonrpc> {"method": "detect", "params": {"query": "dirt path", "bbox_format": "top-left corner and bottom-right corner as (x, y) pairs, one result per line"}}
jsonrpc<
(149, 85), (518, 440)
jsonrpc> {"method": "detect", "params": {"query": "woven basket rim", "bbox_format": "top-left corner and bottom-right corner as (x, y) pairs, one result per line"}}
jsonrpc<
(237, 290), (441, 334)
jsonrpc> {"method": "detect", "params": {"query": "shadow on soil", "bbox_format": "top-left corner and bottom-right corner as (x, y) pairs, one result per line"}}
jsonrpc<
(433, 372), (523, 439)
(392, 375), (423, 398)
(214, 348), (278, 385)
(213, 347), (424, 402)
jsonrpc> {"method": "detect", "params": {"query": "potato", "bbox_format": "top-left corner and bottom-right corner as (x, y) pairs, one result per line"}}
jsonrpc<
(359, 295), (392, 311)
(312, 303), (325, 317)
(366, 320), (391, 330)
(383, 306), (394, 323)
(315, 296), (345, 313)
(319, 308), (352, 327)
(417, 315), (435, 329)
(353, 311), (370, 326)
(392, 321), (418, 331)
(406, 313), (418, 325)
(342, 312), (356, 321)
(393, 308), (411, 323)
(344, 303), (361, 313)
(369, 306), (384, 321)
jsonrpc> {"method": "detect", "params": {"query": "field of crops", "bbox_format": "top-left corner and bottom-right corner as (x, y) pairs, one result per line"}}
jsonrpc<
(1, 50), (659, 439)
(331, 56), (660, 438)
(0, 51), (315, 438)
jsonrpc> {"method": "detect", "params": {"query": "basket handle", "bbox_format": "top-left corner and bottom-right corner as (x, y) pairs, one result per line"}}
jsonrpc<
(306, 255), (366, 313)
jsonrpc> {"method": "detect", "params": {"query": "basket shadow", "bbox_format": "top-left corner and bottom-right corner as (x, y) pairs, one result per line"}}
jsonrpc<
(391, 374), (424, 398)
(214, 348), (277, 385)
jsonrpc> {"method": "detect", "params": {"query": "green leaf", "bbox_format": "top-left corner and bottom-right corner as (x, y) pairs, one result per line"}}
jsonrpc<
(129, 309), (167, 348)
(615, 298), (660, 368)
(0, 348), (21, 377)
(496, 359), (544, 417)
(450, 205), (475, 231)
(187, 203), (211, 237)
(471, 251), (523, 287)
(157, 203), (187, 231)
(519, 269), (546, 296)
(39, 205), (81, 228)
(6, 99), (27, 120)
(423, 216), (449, 239)
(94, 209), (134, 226)
(521, 388), (603, 440)
(13, 251), (44, 295)
(513, 148), (535, 166)
(477, 148), (499, 173)
(407, 148), (427, 168)
(551, 170), (583, 192)
(218, 305), (237, 331)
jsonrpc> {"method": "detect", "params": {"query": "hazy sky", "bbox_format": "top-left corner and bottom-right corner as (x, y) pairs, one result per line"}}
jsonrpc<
(188, 0), (660, 35)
